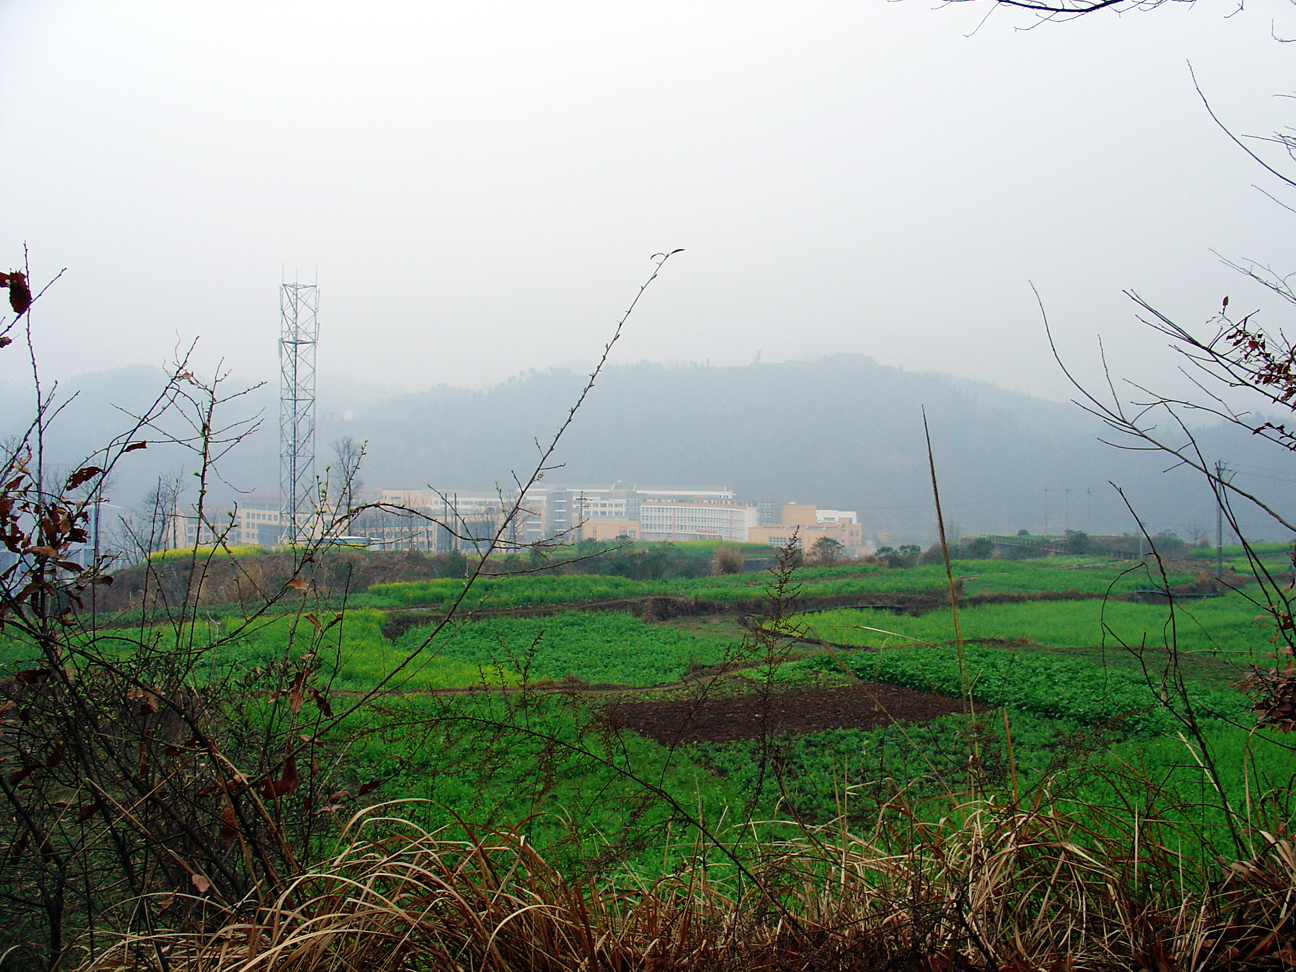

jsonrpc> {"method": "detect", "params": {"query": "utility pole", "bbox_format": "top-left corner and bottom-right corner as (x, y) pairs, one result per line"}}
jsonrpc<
(1064, 487), (1071, 532)
(1043, 487), (1050, 536)
(91, 493), (108, 615)
(1215, 460), (1228, 580)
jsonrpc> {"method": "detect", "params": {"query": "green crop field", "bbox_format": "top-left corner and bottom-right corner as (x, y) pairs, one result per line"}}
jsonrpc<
(360, 556), (1201, 610)
(393, 611), (740, 685)
(779, 593), (1277, 680)
(6, 544), (1294, 972)
(6, 551), (1289, 868)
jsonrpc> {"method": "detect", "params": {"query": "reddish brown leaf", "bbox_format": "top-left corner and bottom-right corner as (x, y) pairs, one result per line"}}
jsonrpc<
(6, 271), (31, 315)
(356, 779), (382, 798)
(285, 577), (308, 591)
(76, 802), (102, 823)
(218, 805), (238, 841)
(310, 688), (332, 717)
(13, 668), (50, 686)
(8, 765), (36, 786)
(288, 669), (307, 716)
(0, 336), (11, 349)
(260, 755), (299, 799)
(123, 441), (148, 453)
(64, 466), (103, 491)
(8, 833), (29, 862)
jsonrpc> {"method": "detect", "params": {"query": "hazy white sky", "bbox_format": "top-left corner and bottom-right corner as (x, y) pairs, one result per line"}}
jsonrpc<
(3, 0), (1295, 403)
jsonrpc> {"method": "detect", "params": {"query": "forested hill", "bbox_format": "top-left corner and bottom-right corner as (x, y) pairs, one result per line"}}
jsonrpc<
(3, 354), (1284, 543)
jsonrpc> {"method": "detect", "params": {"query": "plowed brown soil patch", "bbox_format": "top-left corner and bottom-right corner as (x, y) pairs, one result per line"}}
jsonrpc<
(603, 682), (958, 746)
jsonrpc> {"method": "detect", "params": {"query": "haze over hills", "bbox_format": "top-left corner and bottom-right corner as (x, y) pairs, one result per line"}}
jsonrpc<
(3, 354), (1286, 545)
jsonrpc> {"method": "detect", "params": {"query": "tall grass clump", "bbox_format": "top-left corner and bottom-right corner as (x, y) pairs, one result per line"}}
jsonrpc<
(72, 795), (1296, 972)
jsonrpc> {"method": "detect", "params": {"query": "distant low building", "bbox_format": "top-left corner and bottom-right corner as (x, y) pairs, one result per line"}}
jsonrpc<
(376, 490), (544, 551)
(173, 500), (282, 548)
(579, 518), (640, 541)
(747, 503), (866, 557)
(214, 481), (864, 555)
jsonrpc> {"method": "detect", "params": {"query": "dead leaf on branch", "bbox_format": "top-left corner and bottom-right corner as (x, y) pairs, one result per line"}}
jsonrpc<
(8, 765), (37, 786)
(260, 755), (299, 799)
(64, 466), (103, 491)
(1, 271), (31, 315)
(309, 688), (332, 716)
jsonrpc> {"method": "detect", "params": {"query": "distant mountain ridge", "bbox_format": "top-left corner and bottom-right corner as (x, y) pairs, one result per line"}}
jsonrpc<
(2, 354), (1284, 544)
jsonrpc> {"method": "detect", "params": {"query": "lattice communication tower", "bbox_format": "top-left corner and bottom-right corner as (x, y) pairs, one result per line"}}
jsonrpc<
(279, 282), (319, 544)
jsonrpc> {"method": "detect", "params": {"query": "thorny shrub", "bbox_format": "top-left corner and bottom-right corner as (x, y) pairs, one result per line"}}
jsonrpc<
(0, 265), (359, 971)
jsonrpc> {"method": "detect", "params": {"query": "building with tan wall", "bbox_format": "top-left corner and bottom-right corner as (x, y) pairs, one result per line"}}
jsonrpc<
(747, 503), (866, 557)
(580, 518), (640, 541)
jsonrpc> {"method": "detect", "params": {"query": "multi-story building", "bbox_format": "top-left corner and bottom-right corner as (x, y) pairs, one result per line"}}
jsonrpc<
(545, 486), (639, 541)
(638, 499), (759, 543)
(747, 503), (867, 557)
(175, 482), (861, 556)
(374, 489), (545, 551)
(174, 501), (281, 548)
(544, 486), (757, 543)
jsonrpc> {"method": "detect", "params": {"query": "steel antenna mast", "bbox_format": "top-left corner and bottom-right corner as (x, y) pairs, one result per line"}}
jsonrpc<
(279, 282), (320, 544)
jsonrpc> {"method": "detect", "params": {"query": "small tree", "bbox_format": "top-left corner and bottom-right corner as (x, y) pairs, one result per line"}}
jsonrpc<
(331, 435), (365, 513)
(917, 541), (946, 565)
(876, 544), (921, 568)
(808, 535), (843, 566)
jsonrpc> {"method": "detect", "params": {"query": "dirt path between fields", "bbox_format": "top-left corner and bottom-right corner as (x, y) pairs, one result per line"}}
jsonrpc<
(378, 587), (1133, 640)
(600, 680), (960, 745)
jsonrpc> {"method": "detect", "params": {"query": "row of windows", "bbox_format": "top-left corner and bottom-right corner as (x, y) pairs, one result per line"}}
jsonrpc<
(641, 515), (747, 525)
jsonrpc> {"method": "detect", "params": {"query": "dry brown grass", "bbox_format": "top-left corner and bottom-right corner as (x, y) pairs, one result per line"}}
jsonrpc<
(69, 795), (1296, 972)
